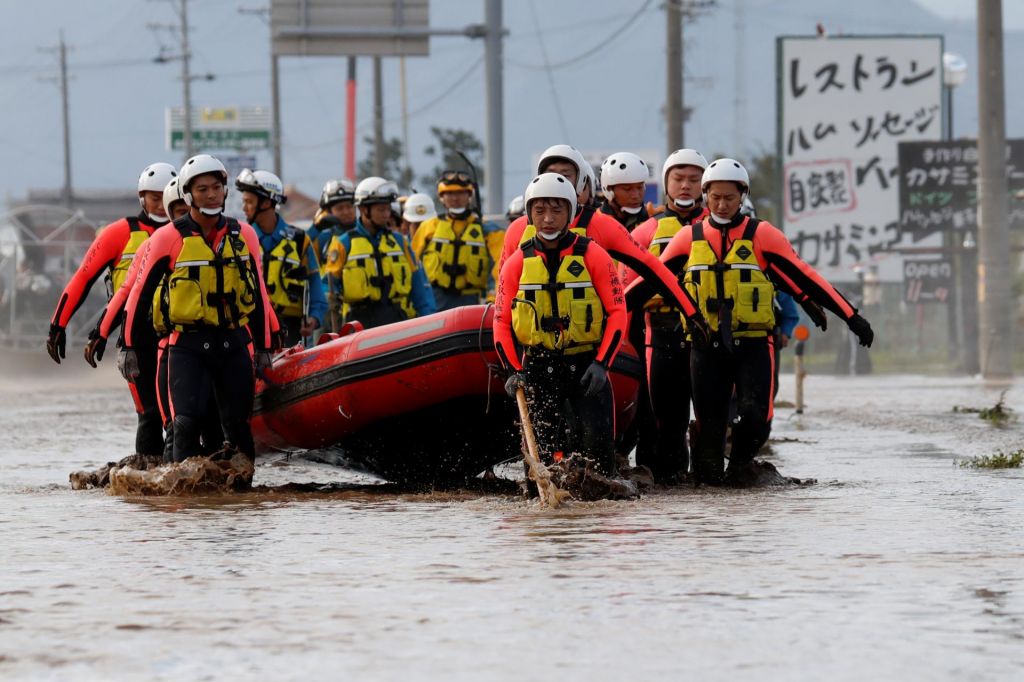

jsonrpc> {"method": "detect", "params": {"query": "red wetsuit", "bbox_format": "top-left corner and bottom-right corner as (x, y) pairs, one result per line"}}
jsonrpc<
(50, 213), (163, 328)
(500, 206), (699, 318)
(625, 216), (857, 322)
(493, 233), (627, 372)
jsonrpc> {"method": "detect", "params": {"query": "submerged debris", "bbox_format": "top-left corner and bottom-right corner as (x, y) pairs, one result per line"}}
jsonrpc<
(723, 460), (815, 488)
(71, 449), (254, 496)
(70, 454), (164, 490)
(958, 450), (1024, 470)
(952, 392), (1015, 426)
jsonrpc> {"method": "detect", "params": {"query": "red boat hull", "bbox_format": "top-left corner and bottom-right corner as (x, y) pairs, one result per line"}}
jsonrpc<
(252, 305), (641, 483)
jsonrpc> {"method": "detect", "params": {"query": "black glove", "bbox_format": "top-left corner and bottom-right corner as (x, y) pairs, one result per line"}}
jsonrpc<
(799, 298), (828, 331)
(46, 324), (66, 364)
(579, 361), (609, 398)
(504, 371), (525, 398)
(687, 311), (712, 350)
(847, 313), (874, 348)
(84, 329), (106, 368)
(117, 348), (139, 383)
(254, 350), (273, 373)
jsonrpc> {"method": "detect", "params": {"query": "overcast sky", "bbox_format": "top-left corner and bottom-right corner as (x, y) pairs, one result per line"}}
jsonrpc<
(1, 0), (1021, 212)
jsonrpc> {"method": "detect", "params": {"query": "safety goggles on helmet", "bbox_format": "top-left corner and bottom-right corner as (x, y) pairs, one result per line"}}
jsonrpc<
(437, 170), (473, 195)
(320, 178), (355, 208)
(235, 168), (286, 205)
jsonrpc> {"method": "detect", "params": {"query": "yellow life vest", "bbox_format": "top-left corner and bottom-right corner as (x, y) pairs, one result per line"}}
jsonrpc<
(684, 218), (775, 338)
(156, 218), (258, 332)
(511, 236), (605, 354)
(262, 228), (309, 319)
(340, 229), (414, 318)
(645, 213), (687, 314)
(421, 217), (490, 292)
(107, 217), (150, 297)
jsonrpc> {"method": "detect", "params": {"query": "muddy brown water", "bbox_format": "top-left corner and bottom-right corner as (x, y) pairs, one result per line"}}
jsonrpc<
(2, 368), (1023, 680)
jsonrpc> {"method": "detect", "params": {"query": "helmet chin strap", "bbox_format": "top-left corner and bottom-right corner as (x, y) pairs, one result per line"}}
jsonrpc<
(672, 197), (696, 209)
(621, 205), (643, 215)
(198, 206), (223, 217)
(447, 206), (468, 217)
(146, 212), (169, 224)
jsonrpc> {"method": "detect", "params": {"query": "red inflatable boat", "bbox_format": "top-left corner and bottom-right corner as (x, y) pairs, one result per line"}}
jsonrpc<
(252, 305), (641, 484)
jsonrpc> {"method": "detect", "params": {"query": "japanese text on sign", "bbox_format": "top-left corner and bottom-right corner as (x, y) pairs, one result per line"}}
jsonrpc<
(897, 139), (1024, 235)
(778, 36), (943, 281)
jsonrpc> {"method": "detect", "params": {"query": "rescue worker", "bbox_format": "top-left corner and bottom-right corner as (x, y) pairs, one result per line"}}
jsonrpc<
(412, 170), (505, 310)
(307, 179), (358, 332)
(400, 193), (437, 241)
(600, 151), (651, 232)
(506, 195), (525, 223)
(236, 168), (326, 347)
(626, 159), (874, 485)
(119, 154), (276, 463)
(308, 179), (358, 262)
(494, 173), (627, 476)
(46, 162), (177, 457)
(323, 176), (436, 328)
(163, 177), (190, 221)
(627, 148), (710, 482)
(500, 144), (707, 336)
(86, 178), (225, 460)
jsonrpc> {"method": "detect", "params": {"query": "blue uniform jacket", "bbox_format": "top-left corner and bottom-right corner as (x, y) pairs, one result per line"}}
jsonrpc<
(257, 215), (328, 326)
(331, 222), (437, 317)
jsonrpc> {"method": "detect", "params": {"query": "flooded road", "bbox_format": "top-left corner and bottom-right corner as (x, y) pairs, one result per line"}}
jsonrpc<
(2, 369), (1024, 680)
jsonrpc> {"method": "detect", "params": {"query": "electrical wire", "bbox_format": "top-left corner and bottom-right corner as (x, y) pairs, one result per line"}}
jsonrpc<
(527, 0), (569, 140)
(511, 0), (654, 71)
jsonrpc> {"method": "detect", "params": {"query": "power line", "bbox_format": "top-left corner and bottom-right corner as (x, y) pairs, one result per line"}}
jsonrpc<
(527, 0), (569, 141)
(511, 0), (654, 71)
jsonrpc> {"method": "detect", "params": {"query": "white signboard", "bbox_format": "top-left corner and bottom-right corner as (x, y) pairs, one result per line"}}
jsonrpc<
(778, 36), (943, 281)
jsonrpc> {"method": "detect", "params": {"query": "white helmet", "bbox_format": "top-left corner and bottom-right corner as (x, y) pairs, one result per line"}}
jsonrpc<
(403, 193), (437, 223)
(701, 158), (750, 197)
(179, 154), (229, 215)
(662, 149), (708, 188)
(537, 144), (588, 194)
(138, 162), (177, 222)
(162, 178), (184, 218)
(506, 194), (525, 219)
(524, 172), (578, 221)
(235, 168), (287, 205)
(354, 177), (399, 207)
(138, 162), (177, 195)
(600, 152), (650, 201)
(579, 158), (597, 200)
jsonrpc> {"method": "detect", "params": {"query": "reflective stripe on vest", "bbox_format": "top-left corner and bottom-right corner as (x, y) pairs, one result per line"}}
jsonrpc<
(263, 228), (308, 319)
(158, 218), (257, 332)
(511, 236), (605, 354)
(340, 230), (414, 318)
(683, 218), (775, 338)
(108, 217), (150, 296)
(644, 214), (687, 314)
(422, 218), (490, 292)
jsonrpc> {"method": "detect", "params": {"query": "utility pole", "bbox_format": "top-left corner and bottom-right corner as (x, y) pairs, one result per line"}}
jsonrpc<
(180, 0), (194, 159)
(40, 32), (74, 207)
(975, 0), (1012, 378)
(346, 57), (357, 181)
(151, 0), (210, 163)
(373, 56), (384, 178)
(484, 0), (504, 215)
(271, 54), (281, 176)
(666, 0), (683, 151)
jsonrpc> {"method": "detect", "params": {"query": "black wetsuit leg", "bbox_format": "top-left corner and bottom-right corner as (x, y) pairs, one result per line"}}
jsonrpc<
(689, 339), (736, 485)
(729, 337), (775, 471)
(646, 316), (690, 481)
